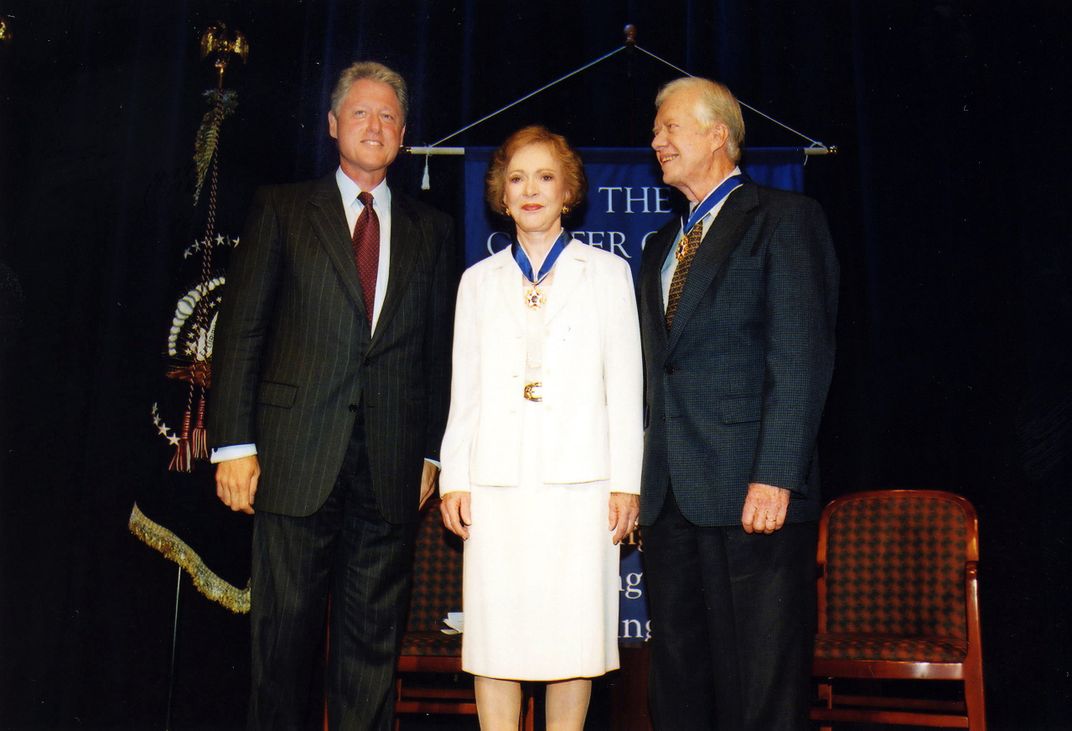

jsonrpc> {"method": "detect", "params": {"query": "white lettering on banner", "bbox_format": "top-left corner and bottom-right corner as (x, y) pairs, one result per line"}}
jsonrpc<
(640, 230), (660, 251)
(598, 186), (672, 214)
(487, 230), (635, 259)
(571, 230), (630, 258)
(486, 231), (512, 255)
(619, 619), (652, 641)
(618, 571), (644, 599)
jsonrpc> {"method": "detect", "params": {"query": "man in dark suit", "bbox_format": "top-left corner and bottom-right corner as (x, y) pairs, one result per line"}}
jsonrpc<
(638, 77), (839, 730)
(208, 61), (455, 730)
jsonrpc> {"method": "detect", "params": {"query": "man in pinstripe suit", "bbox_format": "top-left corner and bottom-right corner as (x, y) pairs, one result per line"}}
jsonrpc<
(638, 77), (839, 730)
(208, 61), (455, 730)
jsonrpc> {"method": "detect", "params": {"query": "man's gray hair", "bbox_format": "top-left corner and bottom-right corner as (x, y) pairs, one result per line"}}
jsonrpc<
(656, 77), (745, 163)
(330, 61), (409, 123)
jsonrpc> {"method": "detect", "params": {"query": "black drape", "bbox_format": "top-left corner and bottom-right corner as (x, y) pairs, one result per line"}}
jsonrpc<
(1, 1), (1068, 728)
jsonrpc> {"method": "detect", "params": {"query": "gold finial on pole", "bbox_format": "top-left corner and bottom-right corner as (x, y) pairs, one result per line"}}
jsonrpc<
(623, 24), (637, 46)
(0, 16), (13, 44)
(200, 22), (249, 89)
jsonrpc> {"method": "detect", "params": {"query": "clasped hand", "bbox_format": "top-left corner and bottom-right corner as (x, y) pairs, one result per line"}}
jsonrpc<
(441, 490), (639, 545)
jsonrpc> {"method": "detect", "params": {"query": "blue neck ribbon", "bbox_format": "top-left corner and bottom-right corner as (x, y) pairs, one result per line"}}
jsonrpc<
(682, 174), (744, 234)
(512, 230), (570, 285)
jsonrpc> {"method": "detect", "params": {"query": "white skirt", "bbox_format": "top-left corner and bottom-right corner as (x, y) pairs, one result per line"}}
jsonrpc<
(461, 399), (621, 681)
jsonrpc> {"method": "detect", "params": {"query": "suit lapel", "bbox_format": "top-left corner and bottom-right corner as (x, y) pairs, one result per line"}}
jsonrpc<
(666, 183), (758, 352)
(491, 248), (524, 330)
(372, 193), (420, 345)
(307, 175), (367, 318)
(642, 225), (677, 350)
(543, 240), (587, 325)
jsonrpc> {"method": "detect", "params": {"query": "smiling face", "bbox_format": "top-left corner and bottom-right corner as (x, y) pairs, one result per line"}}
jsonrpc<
(651, 86), (731, 203)
(328, 78), (406, 189)
(502, 142), (569, 237)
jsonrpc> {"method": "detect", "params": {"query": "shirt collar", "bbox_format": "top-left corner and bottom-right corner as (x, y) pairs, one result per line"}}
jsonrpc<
(335, 168), (391, 211)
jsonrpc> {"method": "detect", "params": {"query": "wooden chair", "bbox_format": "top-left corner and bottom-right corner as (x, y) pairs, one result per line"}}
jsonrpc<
(811, 490), (986, 730)
(394, 497), (534, 731)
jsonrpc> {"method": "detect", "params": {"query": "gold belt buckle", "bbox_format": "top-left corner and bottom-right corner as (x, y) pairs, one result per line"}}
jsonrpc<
(523, 381), (543, 402)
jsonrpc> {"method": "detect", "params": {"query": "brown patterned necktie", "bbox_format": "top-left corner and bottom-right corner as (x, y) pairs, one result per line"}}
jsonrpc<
(664, 219), (705, 330)
(352, 191), (380, 323)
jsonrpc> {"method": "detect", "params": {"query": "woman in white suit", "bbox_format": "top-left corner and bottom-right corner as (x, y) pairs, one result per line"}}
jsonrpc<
(439, 126), (643, 730)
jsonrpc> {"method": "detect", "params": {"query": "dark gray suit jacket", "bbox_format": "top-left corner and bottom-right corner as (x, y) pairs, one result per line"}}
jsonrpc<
(208, 174), (455, 522)
(638, 181), (838, 527)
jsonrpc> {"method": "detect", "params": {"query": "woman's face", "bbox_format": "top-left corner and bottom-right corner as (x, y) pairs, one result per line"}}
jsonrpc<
(502, 142), (568, 236)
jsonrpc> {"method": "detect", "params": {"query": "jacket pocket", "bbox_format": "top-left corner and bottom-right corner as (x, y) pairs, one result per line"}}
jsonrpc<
(720, 395), (761, 424)
(257, 381), (298, 408)
(730, 255), (764, 271)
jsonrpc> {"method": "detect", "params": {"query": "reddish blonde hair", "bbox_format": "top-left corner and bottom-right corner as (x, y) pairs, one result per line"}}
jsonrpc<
(485, 125), (586, 217)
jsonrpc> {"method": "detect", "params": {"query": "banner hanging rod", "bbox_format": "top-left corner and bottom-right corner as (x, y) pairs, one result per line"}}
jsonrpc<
(404, 145), (837, 157)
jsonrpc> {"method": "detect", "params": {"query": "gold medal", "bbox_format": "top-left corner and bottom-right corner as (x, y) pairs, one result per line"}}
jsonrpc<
(524, 285), (545, 310)
(675, 235), (691, 262)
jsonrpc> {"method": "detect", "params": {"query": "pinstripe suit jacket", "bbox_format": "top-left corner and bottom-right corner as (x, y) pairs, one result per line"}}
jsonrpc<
(638, 181), (839, 527)
(208, 174), (455, 521)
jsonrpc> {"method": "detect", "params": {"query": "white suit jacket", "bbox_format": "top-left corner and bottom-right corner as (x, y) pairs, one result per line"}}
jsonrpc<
(440, 240), (643, 494)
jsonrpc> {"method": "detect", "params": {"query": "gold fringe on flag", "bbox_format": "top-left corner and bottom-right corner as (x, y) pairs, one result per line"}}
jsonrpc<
(128, 502), (250, 614)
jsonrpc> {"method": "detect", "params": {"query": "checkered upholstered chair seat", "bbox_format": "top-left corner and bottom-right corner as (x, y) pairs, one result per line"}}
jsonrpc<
(811, 490), (987, 730)
(814, 633), (967, 663)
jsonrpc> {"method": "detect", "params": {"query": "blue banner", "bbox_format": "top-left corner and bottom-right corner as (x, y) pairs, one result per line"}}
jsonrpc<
(462, 147), (805, 640)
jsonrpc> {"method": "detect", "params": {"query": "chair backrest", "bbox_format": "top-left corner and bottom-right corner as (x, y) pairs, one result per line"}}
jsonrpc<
(818, 490), (979, 640)
(406, 498), (464, 633)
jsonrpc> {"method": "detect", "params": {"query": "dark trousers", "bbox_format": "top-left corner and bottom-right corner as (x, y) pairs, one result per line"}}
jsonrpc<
(248, 416), (417, 731)
(643, 489), (816, 731)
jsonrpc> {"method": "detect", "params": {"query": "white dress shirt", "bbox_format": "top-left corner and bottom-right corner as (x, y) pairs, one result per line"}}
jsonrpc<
(335, 169), (393, 334)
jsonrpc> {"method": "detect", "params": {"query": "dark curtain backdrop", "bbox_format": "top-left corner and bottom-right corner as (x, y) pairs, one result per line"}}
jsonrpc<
(1, 1), (1068, 729)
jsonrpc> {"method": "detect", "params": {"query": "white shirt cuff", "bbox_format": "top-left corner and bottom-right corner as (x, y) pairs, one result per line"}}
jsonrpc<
(210, 443), (258, 463)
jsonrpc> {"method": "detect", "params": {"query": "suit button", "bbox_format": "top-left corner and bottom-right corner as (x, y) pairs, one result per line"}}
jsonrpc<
(348, 404), (358, 412)
(664, 364), (675, 375)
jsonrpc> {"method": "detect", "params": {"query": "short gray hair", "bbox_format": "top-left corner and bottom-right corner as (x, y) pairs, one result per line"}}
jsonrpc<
(330, 61), (409, 123)
(656, 77), (745, 163)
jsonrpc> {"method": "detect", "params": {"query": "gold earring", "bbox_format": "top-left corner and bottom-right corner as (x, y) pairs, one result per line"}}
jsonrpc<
(562, 205), (570, 215)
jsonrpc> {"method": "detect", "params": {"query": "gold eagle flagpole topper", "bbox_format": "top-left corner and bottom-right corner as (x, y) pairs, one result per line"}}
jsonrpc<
(200, 22), (249, 90)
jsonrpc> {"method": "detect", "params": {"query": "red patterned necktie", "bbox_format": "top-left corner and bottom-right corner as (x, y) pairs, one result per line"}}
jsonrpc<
(352, 191), (380, 323)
